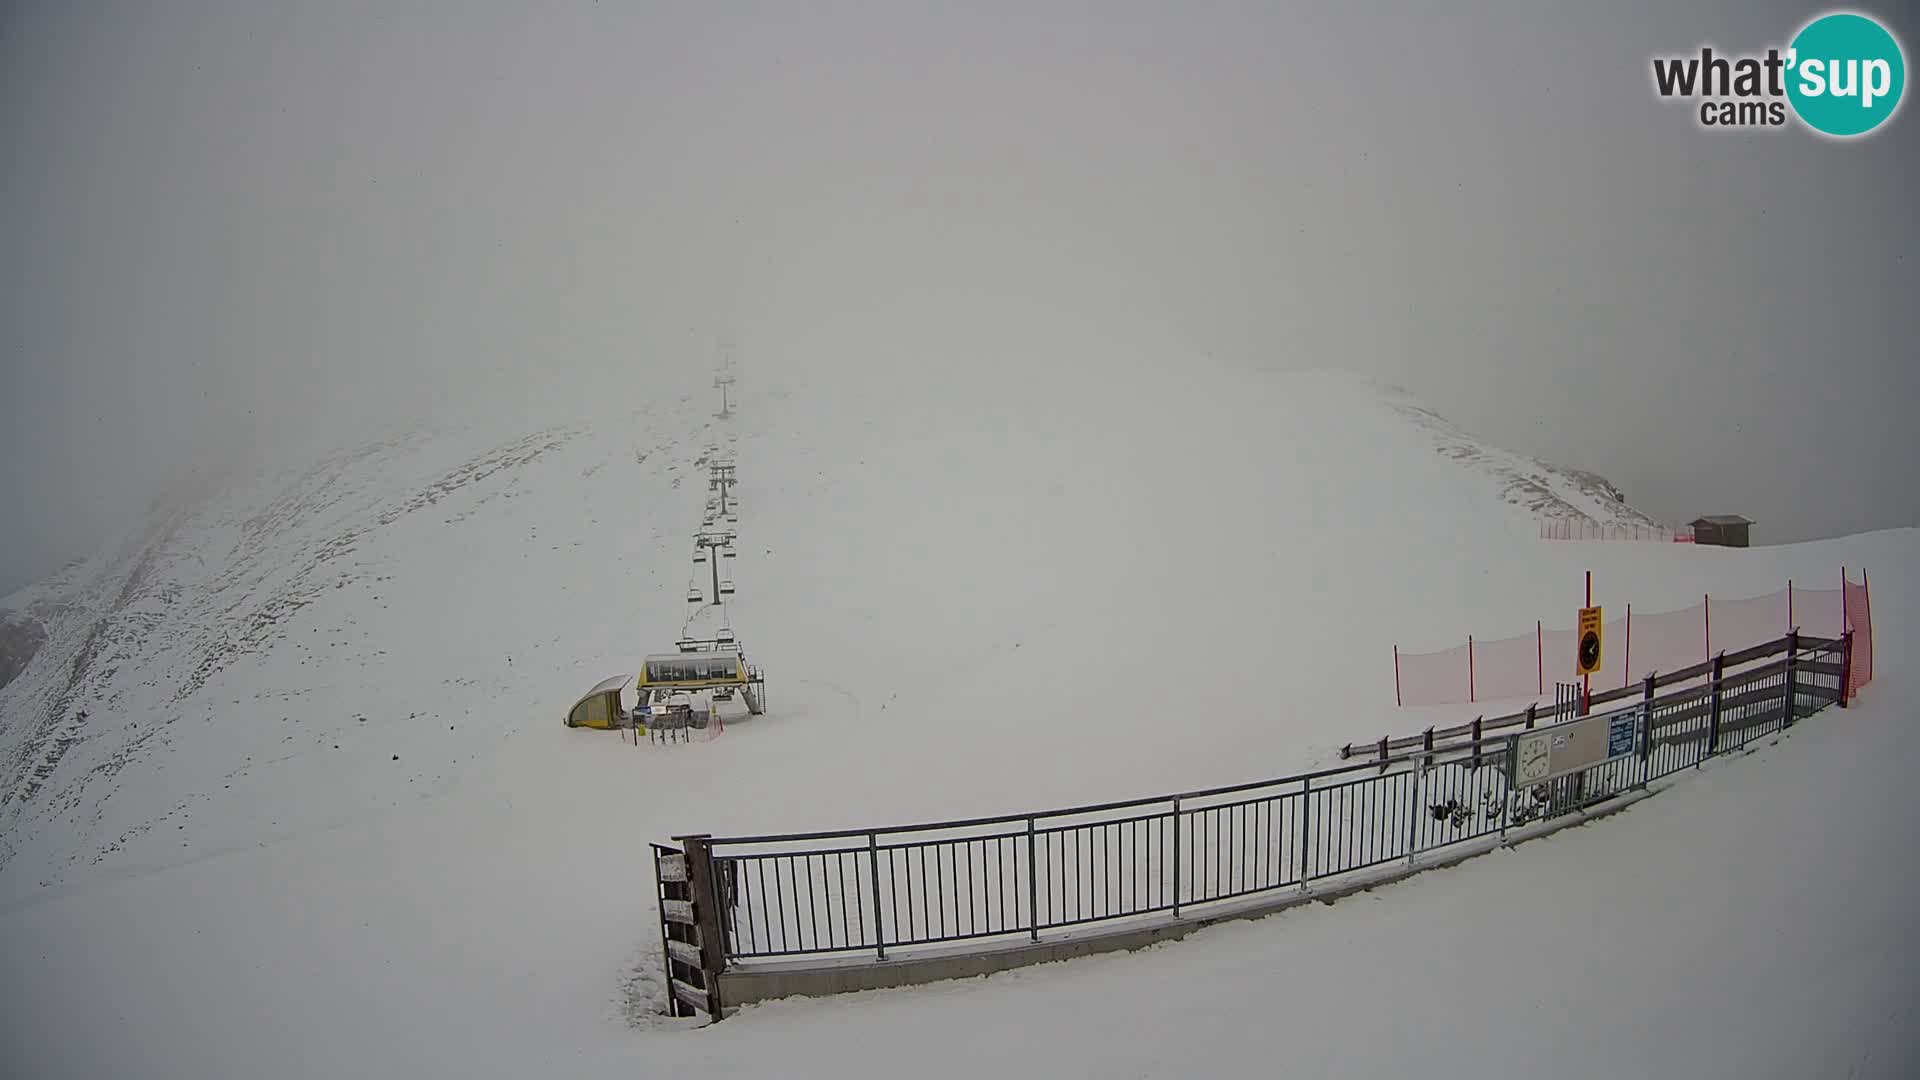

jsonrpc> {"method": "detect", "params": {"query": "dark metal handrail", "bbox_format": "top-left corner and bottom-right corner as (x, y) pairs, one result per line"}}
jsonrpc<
(651, 631), (1851, 992)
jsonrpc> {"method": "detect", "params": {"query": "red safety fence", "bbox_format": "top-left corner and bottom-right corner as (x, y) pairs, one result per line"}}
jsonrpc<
(1539, 519), (1696, 543)
(1845, 569), (1874, 699)
(1395, 570), (1873, 707)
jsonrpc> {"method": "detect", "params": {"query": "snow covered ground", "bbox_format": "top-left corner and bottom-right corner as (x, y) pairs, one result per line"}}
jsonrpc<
(0, 353), (1910, 1077)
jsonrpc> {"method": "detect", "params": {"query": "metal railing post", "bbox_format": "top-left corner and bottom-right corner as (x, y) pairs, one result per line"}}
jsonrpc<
(1470, 716), (1484, 771)
(867, 831), (886, 960)
(1638, 672), (1656, 786)
(1297, 779), (1311, 888)
(1705, 653), (1725, 761)
(1838, 629), (1853, 707)
(1025, 817), (1039, 942)
(1171, 797), (1183, 917)
(1500, 734), (1516, 840)
(1405, 767), (1422, 864)
(1781, 630), (1799, 729)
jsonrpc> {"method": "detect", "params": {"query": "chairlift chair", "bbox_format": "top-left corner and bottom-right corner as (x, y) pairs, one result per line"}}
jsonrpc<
(685, 588), (703, 604)
(722, 548), (737, 559)
(719, 580), (736, 596)
(693, 551), (708, 564)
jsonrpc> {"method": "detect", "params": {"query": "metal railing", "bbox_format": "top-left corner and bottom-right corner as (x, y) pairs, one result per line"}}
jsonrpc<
(1354, 629), (1842, 762)
(653, 632), (1848, 999)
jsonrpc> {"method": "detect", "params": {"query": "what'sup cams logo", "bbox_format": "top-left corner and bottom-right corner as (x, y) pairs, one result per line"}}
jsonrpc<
(1652, 10), (1905, 137)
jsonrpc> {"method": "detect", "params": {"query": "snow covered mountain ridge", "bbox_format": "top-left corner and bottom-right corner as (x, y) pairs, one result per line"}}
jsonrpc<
(1381, 386), (1657, 529)
(0, 364), (1661, 888)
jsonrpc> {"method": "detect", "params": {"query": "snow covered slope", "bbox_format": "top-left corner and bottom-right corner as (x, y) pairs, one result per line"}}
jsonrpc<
(0, 354), (1910, 1077)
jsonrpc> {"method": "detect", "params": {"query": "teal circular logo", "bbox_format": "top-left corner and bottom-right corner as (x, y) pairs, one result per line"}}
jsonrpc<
(1787, 12), (1906, 137)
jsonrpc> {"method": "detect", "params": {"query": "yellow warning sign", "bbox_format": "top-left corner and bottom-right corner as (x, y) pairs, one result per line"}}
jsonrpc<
(1576, 606), (1604, 676)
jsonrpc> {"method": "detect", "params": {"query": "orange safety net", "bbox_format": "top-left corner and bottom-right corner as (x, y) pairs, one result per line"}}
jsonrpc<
(1395, 574), (1871, 708)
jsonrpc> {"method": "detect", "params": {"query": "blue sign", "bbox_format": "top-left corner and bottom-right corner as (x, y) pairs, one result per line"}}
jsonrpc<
(1607, 710), (1638, 758)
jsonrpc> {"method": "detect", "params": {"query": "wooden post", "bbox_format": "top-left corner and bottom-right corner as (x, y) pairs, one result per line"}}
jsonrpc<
(1525, 702), (1536, 730)
(1471, 716), (1484, 770)
(676, 834), (728, 1019)
(651, 846), (688, 1018)
(1422, 726), (1434, 771)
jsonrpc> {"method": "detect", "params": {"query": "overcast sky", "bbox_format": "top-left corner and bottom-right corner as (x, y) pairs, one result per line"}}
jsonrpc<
(3, 1), (1915, 592)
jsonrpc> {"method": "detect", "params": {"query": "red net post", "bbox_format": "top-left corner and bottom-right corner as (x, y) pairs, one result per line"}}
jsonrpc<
(1843, 568), (1874, 697)
(1864, 569), (1874, 680)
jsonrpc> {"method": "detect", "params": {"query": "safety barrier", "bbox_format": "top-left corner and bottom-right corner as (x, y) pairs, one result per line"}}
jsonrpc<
(1393, 570), (1872, 707)
(649, 632), (1850, 1019)
(1539, 519), (1695, 543)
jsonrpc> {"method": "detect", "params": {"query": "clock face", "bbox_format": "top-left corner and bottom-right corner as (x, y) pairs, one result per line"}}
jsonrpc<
(1578, 631), (1601, 673)
(1516, 733), (1552, 783)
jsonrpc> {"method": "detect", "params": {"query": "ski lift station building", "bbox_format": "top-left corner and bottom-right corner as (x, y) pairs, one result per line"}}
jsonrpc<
(563, 650), (766, 730)
(640, 650), (766, 715)
(639, 651), (748, 690)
